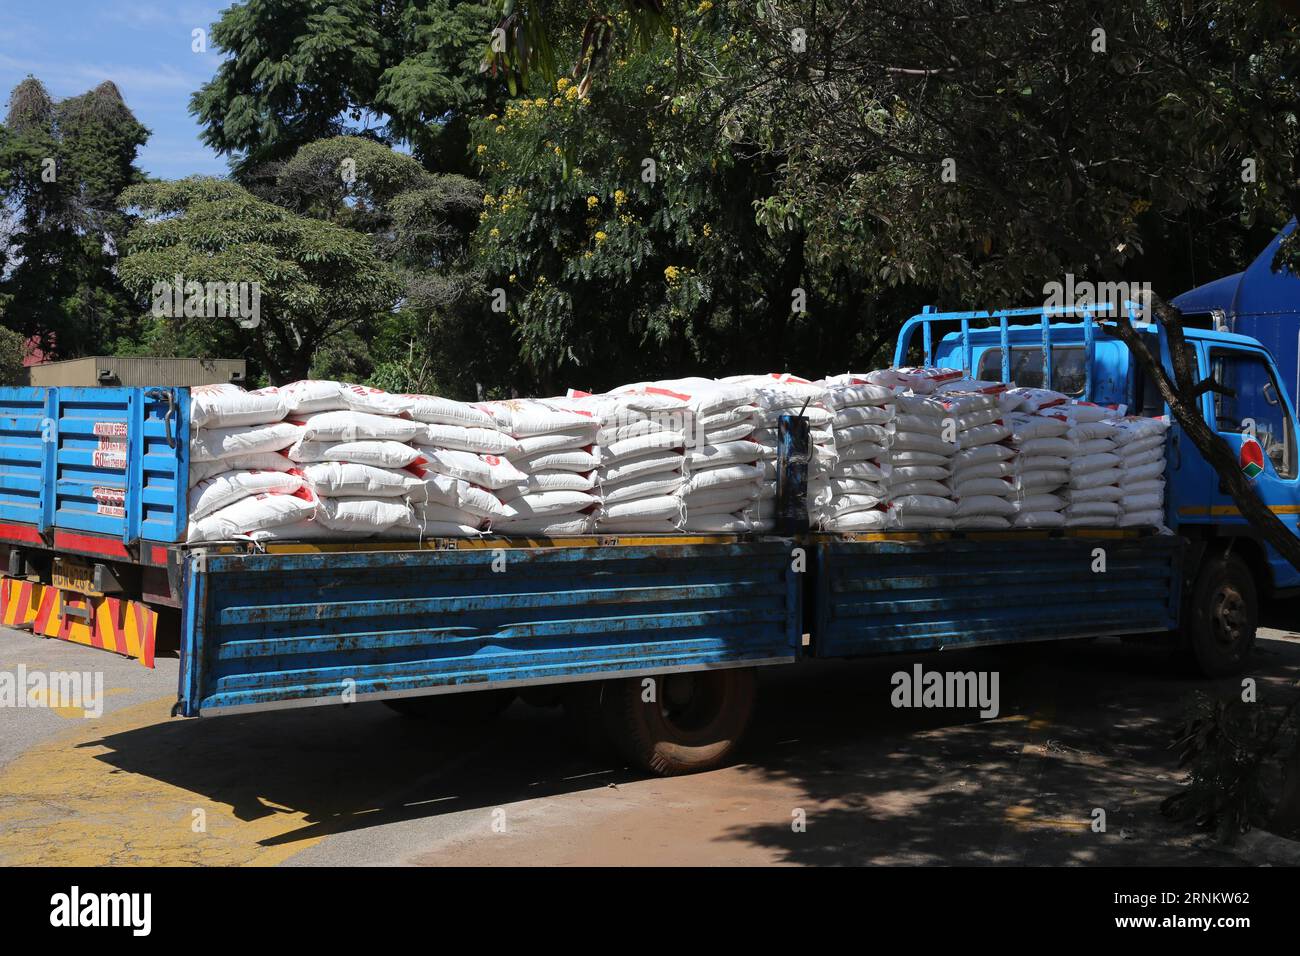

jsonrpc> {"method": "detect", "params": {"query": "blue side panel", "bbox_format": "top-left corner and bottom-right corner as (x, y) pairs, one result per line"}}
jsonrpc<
(54, 387), (136, 537)
(0, 387), (51, 527)
(141, 388), (190, 543)
(0, 385), (188, 545)
(813, 536), (1182, 658)
(182, 542), (802, 716)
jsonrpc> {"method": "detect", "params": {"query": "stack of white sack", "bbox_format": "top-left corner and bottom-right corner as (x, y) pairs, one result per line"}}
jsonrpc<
(566, 390), (687, 534)
(273, 384), (432, 539)
(995, 386), (1077, 529)
(815, 376), (897, 532)
(609, 378), (767, 532)
(337, 386), (523, 538)
(187, 384), (310, 542)
(468, 397), (602, 535)
(721, 373), (836, 532)
(865, 368), (962, 531)
(1042, 401), (1124, 529)
(1108, 416), (1170, 528)
(931, 379), (1014, 529)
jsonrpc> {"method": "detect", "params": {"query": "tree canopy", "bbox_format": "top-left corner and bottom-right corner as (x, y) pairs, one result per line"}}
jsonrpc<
(0, 76), (149, 358)
(117, 177), (402, 383)
(191, 0), (497, 178)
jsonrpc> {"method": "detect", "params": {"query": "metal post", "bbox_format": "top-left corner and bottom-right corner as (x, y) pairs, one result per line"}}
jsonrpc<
(776, 413), (811, 535)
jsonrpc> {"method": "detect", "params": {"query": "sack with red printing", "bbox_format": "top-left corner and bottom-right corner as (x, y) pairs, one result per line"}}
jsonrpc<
(278, 380), (347, 414)
(483, 398), (598, 438)
(340, 384), (415, 417)
(300, 461), (416, 498)
(186, 486), (316, 542)
(611, 377), (756, 416)
(191, 421), (302, 462)
(189, 452), (294, 487)
(1005, 386), (1070, 412)
(189, 469), (304, 520)
(865, 366), (963, 394)
(191, 383), (288, 429)
(414, 448), (527, 489)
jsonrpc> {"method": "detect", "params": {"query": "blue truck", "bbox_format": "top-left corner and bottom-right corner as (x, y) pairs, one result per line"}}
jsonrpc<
(0, 230), (1296, 775)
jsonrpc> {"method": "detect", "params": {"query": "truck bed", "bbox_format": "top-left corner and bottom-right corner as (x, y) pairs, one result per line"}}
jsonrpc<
(175, 530), (1183, 717)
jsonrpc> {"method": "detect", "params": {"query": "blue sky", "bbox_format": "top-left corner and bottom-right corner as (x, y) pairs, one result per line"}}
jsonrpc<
(1, 1), (230, 179)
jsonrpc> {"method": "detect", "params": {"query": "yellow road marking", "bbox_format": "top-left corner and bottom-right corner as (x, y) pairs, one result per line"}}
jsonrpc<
(23, 686), (132, 720)
(0, 696), (325, 866)
(1003, 804), (1092, 831)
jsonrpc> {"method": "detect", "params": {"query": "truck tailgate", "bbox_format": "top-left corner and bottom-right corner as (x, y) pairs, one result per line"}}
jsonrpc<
(178, 539), (802, 716)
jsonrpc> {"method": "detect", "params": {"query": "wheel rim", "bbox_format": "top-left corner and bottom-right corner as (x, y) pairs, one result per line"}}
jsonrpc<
(659, 673), (722, 735)
(1211, 585), (1247, 647)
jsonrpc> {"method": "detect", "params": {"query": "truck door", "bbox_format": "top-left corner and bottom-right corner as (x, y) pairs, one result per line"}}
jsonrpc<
(1206, 346), (1300, 591)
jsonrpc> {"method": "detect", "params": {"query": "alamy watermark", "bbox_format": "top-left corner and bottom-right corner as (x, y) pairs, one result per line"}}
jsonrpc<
(891, 663), (1000, 719)
(1042, 275), (1152, 322)
(50, 886), (151, 936)
(0, 665), (104, 718)
(152, 275), (261, 328)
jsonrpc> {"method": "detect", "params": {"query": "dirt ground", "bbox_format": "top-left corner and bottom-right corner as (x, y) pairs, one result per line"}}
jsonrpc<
(1, 606), (1297, 866)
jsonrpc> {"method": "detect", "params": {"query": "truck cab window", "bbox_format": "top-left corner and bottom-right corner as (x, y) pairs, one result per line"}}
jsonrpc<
(1212, 349), (1297, 479)
(977, 346), (1086, 394)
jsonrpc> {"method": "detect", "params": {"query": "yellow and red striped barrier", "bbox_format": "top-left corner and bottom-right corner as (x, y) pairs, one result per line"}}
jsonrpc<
(0, 576), (157, 667)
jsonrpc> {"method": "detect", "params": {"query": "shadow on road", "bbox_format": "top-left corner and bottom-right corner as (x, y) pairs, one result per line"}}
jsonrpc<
(84, 616), (1300, 864)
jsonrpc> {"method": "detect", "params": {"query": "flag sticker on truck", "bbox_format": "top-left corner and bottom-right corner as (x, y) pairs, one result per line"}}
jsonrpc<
(1240, 437), (1265, 480)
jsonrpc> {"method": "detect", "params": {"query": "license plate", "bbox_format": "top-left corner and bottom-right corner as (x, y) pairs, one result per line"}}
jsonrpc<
(52, 558), (99, 595)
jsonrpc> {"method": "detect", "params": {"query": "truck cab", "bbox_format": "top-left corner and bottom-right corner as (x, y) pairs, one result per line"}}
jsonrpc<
(896, 273), (1300, 674)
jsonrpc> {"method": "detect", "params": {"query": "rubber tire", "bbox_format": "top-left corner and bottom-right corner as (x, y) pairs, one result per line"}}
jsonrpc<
(601, 668), (756, 776)
(383, 688), (516, 725)
(1181, 551), (1258, 678)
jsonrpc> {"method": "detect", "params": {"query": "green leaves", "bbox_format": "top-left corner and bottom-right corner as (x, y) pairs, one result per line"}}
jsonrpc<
(1162, 688), (1300, 843)
(118, 177), (401, 383)
(0, 76), (148, 359)
(193, 0), (495, 176)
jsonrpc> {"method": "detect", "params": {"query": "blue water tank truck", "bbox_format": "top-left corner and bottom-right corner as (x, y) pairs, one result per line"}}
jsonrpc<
(0, 228), (1295, 775)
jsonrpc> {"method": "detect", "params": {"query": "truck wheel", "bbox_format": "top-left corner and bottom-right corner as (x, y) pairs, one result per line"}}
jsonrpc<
(1182, 552), (1258, 678)
(602, 668), (756, 776)
(383, 688), (515, 725)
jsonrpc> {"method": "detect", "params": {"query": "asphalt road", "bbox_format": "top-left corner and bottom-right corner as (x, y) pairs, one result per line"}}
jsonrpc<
(1, 608), (1297, 866)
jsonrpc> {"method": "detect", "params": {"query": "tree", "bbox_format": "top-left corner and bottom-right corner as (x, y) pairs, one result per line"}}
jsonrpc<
(0, 77), (149, 358)
(471, 14), (907, 394)
(476, 1), (1300, 568)
(0, 325), (28, 384)
(191, 0), (497, 178)
(117, 177), (402, 384)
(243, 135), (493, 396)
(634, 0), (1300, 571)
